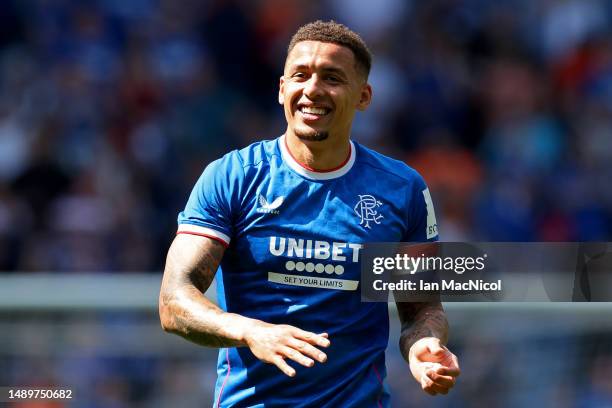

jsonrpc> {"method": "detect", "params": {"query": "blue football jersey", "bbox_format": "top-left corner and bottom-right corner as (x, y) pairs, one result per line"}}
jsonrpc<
(177, 135), (438, 408)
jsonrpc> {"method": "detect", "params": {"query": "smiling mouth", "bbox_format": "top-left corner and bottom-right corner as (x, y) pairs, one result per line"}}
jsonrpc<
(297, 105), (332, 121)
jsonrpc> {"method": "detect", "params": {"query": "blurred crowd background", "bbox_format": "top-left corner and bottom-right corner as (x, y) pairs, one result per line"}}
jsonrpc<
(1, 0), (612, 406)
(1, 0), (612, 273)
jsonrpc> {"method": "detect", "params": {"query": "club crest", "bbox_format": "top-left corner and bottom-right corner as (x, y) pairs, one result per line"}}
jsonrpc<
(354, 195), (383, 229)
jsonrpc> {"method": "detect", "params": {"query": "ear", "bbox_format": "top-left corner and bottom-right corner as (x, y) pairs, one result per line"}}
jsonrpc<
(278, 76), (285, 105)
(356, 83), (372, 111)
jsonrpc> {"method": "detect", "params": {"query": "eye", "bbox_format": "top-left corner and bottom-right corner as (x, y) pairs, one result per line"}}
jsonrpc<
(325, 75), (343, 84)
(291, 72), (307, 81)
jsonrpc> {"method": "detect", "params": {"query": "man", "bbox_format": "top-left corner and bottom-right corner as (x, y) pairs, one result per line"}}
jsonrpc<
(159, 20), (460, 407)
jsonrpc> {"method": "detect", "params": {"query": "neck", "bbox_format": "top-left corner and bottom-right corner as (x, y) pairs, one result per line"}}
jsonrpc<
(284, 132), (351, 171)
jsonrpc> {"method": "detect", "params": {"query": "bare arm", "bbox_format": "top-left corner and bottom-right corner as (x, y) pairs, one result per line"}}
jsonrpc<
(396, 301), (459, 396)
(159, 233), (249, 347)
(159, 233), (330, 376)
(397, 301), (449, 361)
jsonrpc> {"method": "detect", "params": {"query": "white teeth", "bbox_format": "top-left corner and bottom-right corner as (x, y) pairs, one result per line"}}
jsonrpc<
(300, 106), (328, 115)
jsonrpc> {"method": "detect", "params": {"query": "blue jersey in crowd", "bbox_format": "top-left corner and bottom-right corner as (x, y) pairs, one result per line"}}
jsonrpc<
(177, 135), (438, 407)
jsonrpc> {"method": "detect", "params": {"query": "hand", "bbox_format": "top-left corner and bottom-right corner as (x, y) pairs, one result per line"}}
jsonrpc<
(409, 337), (460, 396)
(244, 321), (330, 377)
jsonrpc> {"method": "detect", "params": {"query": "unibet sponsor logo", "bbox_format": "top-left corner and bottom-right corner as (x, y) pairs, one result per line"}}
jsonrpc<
(268, 272), (359, 291)
(285, 260), (344, 275)
(269, 236), (363, 263)
(268, 237), (362, 291)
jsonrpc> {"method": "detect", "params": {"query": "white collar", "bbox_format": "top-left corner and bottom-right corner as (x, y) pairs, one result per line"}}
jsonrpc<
(279, 134), (356, 181)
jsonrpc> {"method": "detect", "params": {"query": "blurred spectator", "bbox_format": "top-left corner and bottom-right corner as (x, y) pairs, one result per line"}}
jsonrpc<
(1, 1), (612, 407)
(0, 0), (608, 265)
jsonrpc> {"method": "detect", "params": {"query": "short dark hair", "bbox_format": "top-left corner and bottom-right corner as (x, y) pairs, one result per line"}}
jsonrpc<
(287, 20), (372, 79)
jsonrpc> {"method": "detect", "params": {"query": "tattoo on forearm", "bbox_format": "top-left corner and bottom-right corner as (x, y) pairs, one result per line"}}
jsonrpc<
(397, 302), (449, 361)
(160, 237), (243, 348)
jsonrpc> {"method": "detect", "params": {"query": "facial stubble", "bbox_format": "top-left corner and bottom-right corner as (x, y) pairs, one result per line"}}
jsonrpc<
(294, 130), (329, 142)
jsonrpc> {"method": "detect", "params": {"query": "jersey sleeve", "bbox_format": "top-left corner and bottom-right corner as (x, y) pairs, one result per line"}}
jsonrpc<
(177, 152), (244, 247)
(402, 174), (439, 242)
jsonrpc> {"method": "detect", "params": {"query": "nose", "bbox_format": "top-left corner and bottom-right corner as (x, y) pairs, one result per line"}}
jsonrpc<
(303, 74), (324, 99)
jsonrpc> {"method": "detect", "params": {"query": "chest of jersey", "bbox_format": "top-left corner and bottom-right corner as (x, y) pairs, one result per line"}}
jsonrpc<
(225, 166), (408, 293)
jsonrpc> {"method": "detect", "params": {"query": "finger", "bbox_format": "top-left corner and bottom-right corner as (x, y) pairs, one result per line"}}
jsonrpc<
(419, 374), (434, 396)
(280, 346), (315, 368)
(272, 355), (296, 377)
(430, 384), (449, 395)
(426, 370), (456, 389)
(451, 353), (460, 373)
(421, 375), (449, 396)
(292, 328), (330, 348)
(287, 338), (327, 363)
(423, 386), (436, 396)
(436, 365), (461, 378)
(319, 332), (329, 338)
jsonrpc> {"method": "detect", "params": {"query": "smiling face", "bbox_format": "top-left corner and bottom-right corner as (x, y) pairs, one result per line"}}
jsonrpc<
(279, 40), (372, 145)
